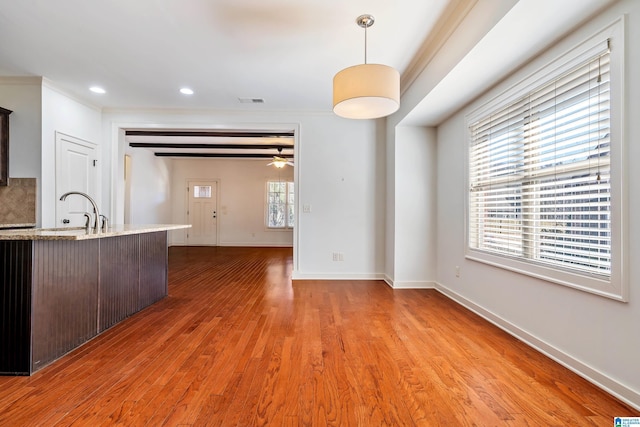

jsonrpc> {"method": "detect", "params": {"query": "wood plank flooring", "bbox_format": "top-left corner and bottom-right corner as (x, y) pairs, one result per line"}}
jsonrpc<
(0, 246), (635, 426)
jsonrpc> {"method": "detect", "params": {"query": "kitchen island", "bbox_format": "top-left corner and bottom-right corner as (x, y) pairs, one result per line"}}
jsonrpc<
(0, 224), (189, 374)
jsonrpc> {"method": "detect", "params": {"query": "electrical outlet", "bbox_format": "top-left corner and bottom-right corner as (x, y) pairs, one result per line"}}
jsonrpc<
(303, 204), (312, 213)
(455, 266), (460, 277)
(332, 252), (344, 261)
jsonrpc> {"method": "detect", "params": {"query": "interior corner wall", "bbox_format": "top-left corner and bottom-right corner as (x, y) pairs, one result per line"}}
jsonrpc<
(435, 0), (640, 408)
(374, 120), (388, 278)
(384, 123), (396, 283)
(391, 126), (437, 288)
(41, 84), (102, 228)
(0, 79), (43, 224)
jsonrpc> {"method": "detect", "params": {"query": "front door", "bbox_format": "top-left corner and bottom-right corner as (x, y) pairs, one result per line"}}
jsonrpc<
(187, 180), (218, 245)
(55, 132), (98, 227)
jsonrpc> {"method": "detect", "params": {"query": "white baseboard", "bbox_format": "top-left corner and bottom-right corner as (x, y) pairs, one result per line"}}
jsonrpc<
(292, 272), (385, 281)
(219, 242), (293, 247)
(293, 274), (434, 289)
(385, 279), (436, 289)
(169, 243), (293, 248)
(435, 282), (640, 411)
(383, 275), (436, 289)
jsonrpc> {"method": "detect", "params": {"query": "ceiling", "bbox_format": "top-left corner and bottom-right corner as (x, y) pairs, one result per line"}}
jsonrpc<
(0, 0), (617, 159)
(0, 0), (455, 159)
(0, 0), (450, 112)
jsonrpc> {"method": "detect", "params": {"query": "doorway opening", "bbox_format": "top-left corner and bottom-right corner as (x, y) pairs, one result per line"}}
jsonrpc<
(114, 123), (299, 270)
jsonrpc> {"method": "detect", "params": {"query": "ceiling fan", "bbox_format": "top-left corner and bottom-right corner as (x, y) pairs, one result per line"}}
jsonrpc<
(267, 148), (294, 168)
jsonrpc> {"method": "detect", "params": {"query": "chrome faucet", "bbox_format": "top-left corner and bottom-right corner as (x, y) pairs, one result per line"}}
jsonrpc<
(59, 191), (101, 232)
(83, 212), (92, 230)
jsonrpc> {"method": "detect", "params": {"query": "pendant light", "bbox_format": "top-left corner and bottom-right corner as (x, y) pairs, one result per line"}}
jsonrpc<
(333, 14), (400, 119)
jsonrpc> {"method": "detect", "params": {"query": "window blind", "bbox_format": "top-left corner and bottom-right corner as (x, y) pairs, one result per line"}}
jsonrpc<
(469, 45), (611, 277)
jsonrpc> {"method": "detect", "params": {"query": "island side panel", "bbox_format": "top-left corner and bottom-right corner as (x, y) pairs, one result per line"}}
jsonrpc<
(99, 234), (140, 332)
(0, 241), (32, 375)
(139, 231), (168, 309)
(31, 239), (99, 373)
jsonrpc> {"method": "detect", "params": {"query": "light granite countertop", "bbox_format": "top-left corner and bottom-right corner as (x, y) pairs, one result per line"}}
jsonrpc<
(0, 224), (191, 241)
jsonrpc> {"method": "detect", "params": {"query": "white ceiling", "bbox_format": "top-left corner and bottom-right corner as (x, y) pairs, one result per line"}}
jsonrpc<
(0, 0), (450, 113)
(402, 0), (618, 126)
(0, 0), (618, 153)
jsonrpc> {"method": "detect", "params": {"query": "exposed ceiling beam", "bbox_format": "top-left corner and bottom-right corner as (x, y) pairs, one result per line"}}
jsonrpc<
(129, 142), (293, 150)
(125, 130), (294, 138)
(154, 152), (293, 158)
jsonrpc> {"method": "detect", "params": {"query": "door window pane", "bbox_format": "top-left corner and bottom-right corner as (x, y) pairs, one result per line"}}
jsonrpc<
(193, 185), (211, 198)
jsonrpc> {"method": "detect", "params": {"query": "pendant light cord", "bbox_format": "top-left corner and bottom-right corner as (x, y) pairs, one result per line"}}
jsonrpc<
(364, 23), (368, 64)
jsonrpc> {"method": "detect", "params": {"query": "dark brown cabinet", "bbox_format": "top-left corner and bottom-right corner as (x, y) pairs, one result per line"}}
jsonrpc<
(0, 107), (12, 186)
(0, 231), (168, 374)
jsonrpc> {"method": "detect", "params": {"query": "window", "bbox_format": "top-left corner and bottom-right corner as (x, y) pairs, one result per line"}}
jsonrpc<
(193, 185), (212, 198)
(466, 20), (626, 301)
(266, 181), (294, 228)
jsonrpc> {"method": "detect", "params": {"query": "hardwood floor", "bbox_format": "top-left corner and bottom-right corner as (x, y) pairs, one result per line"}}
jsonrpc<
(0, 246), (634, 426)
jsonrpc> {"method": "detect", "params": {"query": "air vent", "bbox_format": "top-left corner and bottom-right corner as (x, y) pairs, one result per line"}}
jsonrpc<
(238, 98), (265, 104)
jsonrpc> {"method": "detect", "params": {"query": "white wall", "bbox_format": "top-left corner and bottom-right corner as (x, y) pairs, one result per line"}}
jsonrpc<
(390, 126), (437, 288)
(41, 82), (102, 227)
(295, 116), (385, 279)
(0, 78), (42, 223)
(0, 78), (103, 227)
(0, 78), (42, 178)
(384, 121), (396, 281)
(170, 158), (293, 247)
(101, 110), (385, 278)
(125, 147), (172, 225)
(434, 0), (640, 408)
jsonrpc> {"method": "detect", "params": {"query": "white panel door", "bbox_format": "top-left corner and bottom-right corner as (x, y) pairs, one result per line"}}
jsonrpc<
(56, 132), (98, 227)
(187, 180), (218, 245)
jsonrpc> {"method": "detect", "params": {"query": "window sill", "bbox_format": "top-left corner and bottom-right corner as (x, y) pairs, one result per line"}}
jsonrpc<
(264, 227), (294, 232)
(465, 249), (626, 302)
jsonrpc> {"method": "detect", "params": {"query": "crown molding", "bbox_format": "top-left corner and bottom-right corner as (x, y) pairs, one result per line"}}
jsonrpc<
(41, 78), (102, 112)
(400, 0), (478, 95)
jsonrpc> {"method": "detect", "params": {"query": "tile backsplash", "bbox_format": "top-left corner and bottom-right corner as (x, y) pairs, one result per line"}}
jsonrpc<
(0, 178), (36, 226)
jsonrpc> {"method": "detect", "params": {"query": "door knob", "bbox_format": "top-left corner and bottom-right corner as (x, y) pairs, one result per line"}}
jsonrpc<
(212, 211), (217, 219)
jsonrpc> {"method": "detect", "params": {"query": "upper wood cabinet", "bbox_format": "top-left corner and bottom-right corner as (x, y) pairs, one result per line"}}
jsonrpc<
(0, 107), (12, 186)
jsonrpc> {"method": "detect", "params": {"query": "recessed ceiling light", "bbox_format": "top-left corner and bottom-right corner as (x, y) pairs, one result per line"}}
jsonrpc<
(180, 88), (194, 95)
(238, 97), (264, 104)
(89, 86), (106, 94)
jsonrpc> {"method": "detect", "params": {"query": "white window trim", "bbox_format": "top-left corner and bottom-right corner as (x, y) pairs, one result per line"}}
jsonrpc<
(265, 180), (294, 230)
(464, 17), (628, 301)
